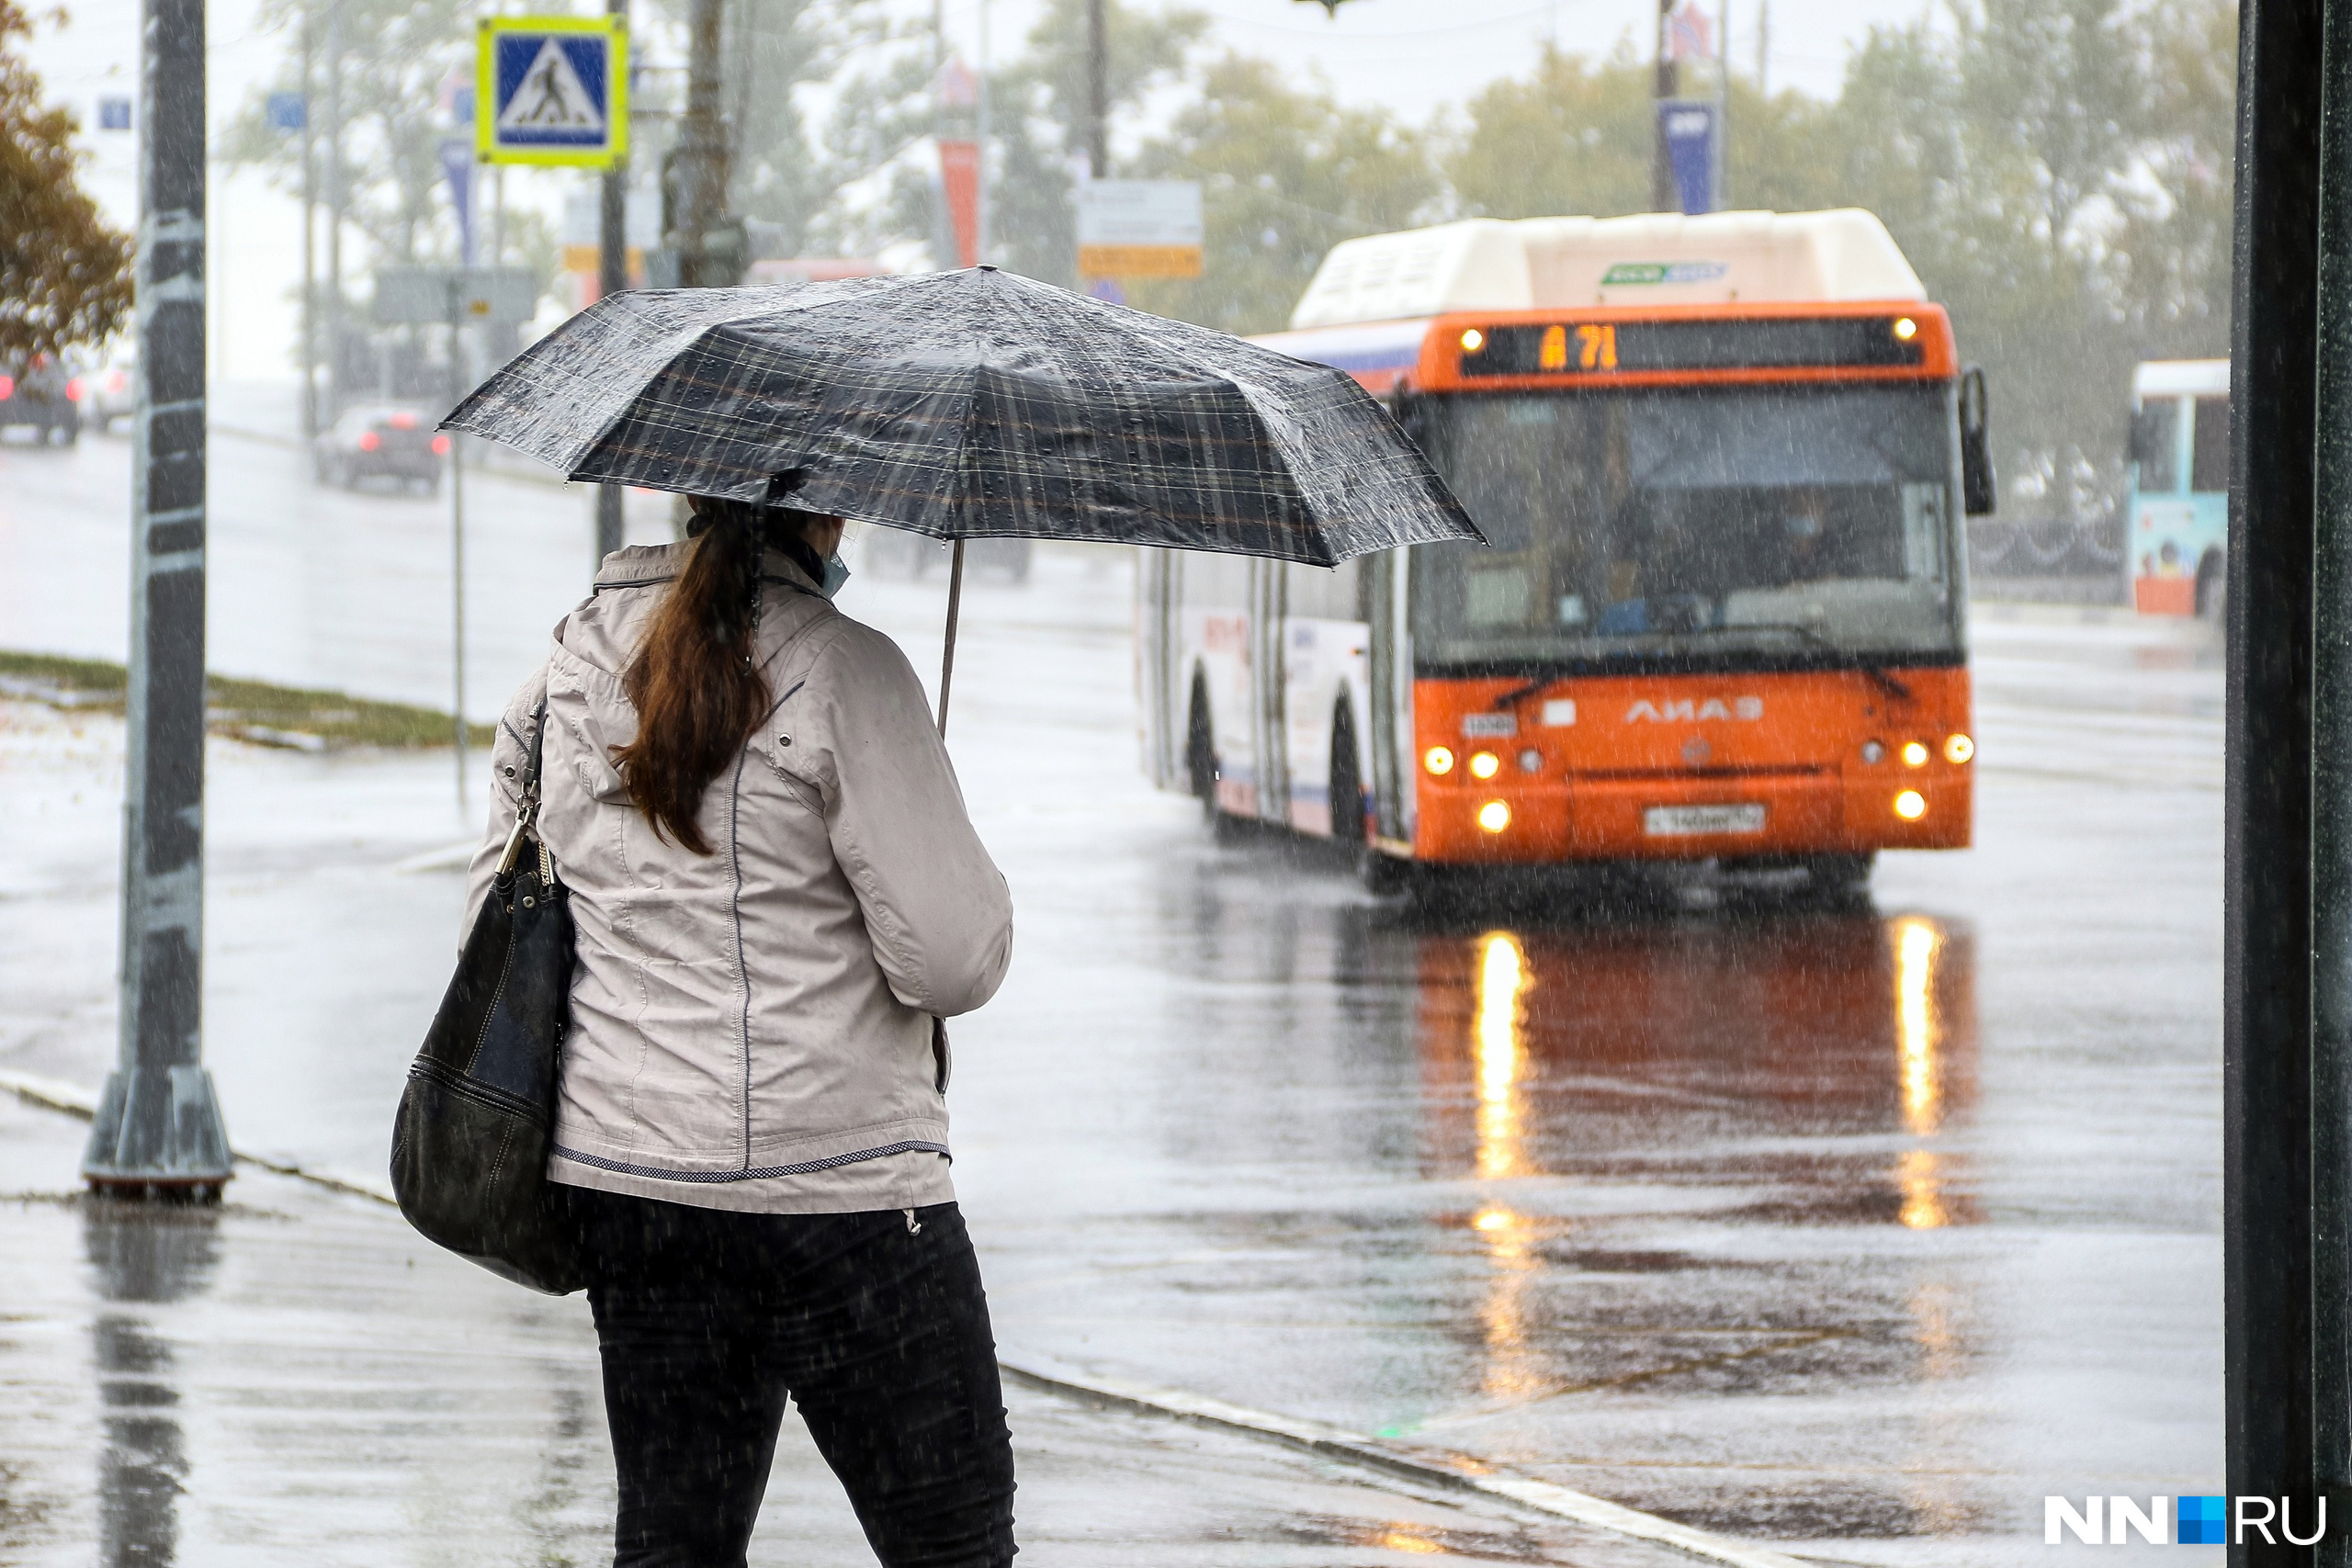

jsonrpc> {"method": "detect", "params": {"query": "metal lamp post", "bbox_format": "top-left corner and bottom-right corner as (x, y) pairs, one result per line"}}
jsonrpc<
(83, 0), (233, 1198)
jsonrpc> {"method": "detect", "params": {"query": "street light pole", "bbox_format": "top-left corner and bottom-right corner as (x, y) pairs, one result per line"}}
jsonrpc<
(676, 0), (729, 287)
(1649, 0), (1675, 213)
(83, 0), (232, 1199)
(299, 3), (317, 439)
(595, 0), (629, 569)
(1084, 0), (1107, 180)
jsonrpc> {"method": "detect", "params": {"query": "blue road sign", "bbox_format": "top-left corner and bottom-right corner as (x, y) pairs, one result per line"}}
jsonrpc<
(97, 96), (131, 131)
(1659, 100), (1719, 216)
(266, 92), (306, 131)
(476, 17), (628, 168)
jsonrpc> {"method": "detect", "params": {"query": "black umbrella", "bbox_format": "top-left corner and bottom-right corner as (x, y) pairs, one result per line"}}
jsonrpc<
(445, 267), (1480, 728)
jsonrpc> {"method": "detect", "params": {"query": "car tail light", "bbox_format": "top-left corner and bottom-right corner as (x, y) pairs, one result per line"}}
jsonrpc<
(357, 431), (381, 452)
(431, 434), (451, 456)
(64, 378), (83, 401)
(390, 411), (418, 430)
(0, 376), (13, 400)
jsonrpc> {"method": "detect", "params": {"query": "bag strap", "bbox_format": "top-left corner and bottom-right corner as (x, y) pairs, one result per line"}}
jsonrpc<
(494, 697), (551, 878)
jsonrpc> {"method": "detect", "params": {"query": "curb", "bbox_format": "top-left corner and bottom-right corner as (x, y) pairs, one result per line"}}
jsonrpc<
(0, 1068), (399, 1206)
(997, 1353), (1824, 1568)
(3, 1068), (1816, 1568)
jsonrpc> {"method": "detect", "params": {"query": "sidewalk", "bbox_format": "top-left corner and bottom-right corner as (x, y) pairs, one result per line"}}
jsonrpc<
(0, 1092), (1712, 1568)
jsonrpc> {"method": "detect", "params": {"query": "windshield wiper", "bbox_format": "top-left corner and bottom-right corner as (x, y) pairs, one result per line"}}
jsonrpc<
(1673, 622), (1914, 701)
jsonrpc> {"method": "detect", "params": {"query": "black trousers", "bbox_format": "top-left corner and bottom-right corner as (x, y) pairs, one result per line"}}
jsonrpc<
(571, 1189), (1018, 1568)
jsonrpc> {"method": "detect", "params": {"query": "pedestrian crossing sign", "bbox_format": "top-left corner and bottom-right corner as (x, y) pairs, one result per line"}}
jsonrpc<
(476, 16), (628, 168)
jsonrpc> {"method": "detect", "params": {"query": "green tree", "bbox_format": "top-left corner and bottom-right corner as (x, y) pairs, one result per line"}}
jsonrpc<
(0, 0), (133, 359)
(974, 0), (1206, 284)
(1128, 54), (1439, 334)
(220, 0), (479, 275)
(1446, 43), (1650, 220)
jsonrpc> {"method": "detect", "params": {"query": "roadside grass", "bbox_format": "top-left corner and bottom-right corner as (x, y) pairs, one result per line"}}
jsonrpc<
(0, 651), (493, 750)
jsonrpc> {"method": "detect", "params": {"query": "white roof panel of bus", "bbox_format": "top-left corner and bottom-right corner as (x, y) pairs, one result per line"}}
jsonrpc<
(1289, 209), (1926, 330)
(2132, 358), (2229, 399)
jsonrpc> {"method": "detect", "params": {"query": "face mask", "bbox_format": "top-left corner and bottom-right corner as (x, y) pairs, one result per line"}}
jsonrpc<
(820, 552), (851, 599)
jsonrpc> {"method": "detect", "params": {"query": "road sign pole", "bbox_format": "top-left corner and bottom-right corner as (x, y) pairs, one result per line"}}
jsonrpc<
(596, 0), (628, 569)
(84, 0), (232, 1199)
(447, 281), (469, 813)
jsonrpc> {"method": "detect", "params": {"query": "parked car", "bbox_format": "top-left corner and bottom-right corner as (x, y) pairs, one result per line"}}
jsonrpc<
(313, 404), (447, 492)
(0, 354), (83, 445)
(83, 341), (136, 433)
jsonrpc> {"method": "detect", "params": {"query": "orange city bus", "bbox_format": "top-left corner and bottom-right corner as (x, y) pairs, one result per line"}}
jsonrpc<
(1134, 210), (1997, 895)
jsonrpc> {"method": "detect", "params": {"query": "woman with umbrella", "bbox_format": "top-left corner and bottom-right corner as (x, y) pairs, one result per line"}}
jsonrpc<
(446, 267), (1477, 1564)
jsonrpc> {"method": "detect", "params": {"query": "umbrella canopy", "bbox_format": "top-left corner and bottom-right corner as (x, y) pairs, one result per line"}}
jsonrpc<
(444, 267), (1480, 567)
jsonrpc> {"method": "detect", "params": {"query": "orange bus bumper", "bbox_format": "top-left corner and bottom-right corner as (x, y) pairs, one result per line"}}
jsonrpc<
(1408, 669), (1973, 864)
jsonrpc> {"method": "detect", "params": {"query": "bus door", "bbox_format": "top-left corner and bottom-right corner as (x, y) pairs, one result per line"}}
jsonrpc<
(1137, 548), (1180, 789)
(1248, 558), (1290, 824)
(1366, 548), (1413, 847)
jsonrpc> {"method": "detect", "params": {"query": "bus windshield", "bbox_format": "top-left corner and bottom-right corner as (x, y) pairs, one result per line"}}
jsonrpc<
(1411, 386), (1962, 669)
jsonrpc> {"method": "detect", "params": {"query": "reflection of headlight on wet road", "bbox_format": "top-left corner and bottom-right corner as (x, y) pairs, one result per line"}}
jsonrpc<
(1894, 916), (1942, 1135)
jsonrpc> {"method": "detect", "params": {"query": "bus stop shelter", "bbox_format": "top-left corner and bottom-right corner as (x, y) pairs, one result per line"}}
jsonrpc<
(2233, 0), (2352, 1561)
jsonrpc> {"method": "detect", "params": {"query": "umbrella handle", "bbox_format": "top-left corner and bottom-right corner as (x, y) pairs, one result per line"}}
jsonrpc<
(937, 538), (967, 737)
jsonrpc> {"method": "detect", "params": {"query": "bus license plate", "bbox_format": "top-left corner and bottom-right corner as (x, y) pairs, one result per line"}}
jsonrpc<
(1644, 804), (1767, 837)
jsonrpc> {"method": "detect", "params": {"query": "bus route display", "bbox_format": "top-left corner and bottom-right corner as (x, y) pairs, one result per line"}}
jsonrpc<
(1455, 316), (1927, 377)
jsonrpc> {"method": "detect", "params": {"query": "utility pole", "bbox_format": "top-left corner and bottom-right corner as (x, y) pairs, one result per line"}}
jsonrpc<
(1084, 0), (1107, 179)
(324, 0), (345, 417)
(1756, 0), (1769, 99)
(299, 4), (317, 438)
(675, 0), (731, 287)
(596, 0), (629, 568)
(1715, 0), (1728, 209)
(83, 0), (232, 1199)
(978, 0), (992, 261)
(1649, 0), (1675, 213)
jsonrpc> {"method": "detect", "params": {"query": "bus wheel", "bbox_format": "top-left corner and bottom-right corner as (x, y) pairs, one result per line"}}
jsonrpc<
(1798, 852), (1875, 903)
(1329, 702), (1365, 846)
(2195, 551), (2228, 623)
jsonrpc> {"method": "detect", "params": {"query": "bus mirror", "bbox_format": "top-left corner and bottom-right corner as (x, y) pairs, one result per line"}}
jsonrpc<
(1960, 365), (1996, 516)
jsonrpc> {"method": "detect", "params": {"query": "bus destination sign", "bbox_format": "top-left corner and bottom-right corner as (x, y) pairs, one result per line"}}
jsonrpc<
(1456, 316), (1928, 378)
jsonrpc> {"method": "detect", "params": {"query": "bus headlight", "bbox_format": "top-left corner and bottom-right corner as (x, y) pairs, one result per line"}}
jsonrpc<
(1459, 328), (1486, 353)
(1894, 316), (1918, 341)
(1423, 746), (1455, 776)
(1894, 789), (1928, 821)
(1901, 740), (1929, 767)
(1477, 800), (1511, 833)
(1944, 732), (1974, 764)
(1468, 750), (1500, 780)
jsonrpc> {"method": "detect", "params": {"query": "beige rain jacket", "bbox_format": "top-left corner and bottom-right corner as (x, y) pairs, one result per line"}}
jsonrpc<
(465, 541), (1014, 1213)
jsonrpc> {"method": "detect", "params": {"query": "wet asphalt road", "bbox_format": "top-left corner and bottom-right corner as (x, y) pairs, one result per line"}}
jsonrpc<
(0, 416), (2222, 1564)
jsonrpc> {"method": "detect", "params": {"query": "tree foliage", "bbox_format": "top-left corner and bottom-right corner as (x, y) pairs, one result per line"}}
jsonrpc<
(1128, 55), (1436, 335)
(0, 0), (133, 360)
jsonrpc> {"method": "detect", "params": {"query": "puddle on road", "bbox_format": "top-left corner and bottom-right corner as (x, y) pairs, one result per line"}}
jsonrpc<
(1135, 846), (1999, 1540)
(85, 1200), (219, 1568)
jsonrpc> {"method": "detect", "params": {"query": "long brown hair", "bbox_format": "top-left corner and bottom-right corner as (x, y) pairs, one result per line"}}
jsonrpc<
(612, 499), (818, 854)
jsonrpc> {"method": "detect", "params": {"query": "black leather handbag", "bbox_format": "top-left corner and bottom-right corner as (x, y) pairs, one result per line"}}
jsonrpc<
(390, 699), (585, 1294)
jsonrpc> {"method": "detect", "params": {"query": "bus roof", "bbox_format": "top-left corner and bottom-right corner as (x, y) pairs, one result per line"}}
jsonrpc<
(1289, 209), (1925, 330)
(2133, 358), (2228, 400)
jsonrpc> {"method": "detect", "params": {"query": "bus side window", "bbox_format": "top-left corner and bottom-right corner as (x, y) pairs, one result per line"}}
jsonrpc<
(2191, 397), (2231, 495)
(2130, 400), (2179, 493)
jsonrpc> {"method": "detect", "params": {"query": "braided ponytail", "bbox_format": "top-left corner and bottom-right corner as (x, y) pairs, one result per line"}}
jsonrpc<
(611, 499), (780, 854)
